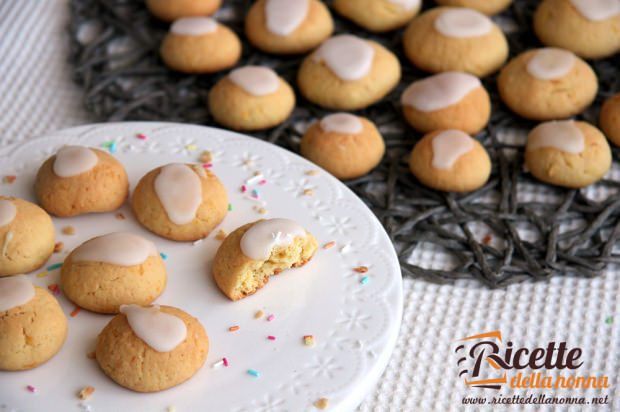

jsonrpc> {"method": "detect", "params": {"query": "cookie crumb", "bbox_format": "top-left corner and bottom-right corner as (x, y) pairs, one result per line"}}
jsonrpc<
(254, 310), (264, 319)
(215, 229), (227, 241)
(3, 175), (16, 184)
(314, 398), (329, 409)
(87, 351), (96, 359)
(228, 325), (240, 332)
(54, 242), (64, 253)
(303, 188), (315, 196)
(305, 170), (319, 176)
(70, 306), (81, 317)
(323, 241), (336, 250)
(167, 406), (176, 412)
(255, 206), (268, 215)
(115, 212), (126, 220)
(482, 233), (492, 245)
(303, 335), (315, 347)
(353, 266), (368, 273)
(62, 226), (76, 236)
(78, 386), (95, 400)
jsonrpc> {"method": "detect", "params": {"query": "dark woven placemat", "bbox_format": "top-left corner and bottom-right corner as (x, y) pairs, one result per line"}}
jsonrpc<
(68, 0), (620, 287)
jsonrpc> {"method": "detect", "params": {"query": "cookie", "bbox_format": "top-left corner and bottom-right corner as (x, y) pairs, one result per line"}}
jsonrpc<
(435, 0), (512, 15)
(245, 0), (334, 54)
(297, 34), (401, 110)
(161, 17), (241, 73)
(300, 113), (385, 179)
(146, 0), (221, 22)
(61, 233), (166, 314)
(534, 0), (620, 59)
(401, 71), (490, 134)
(96, 304), (208, 392)
(403, 7), (509, 77)
(132, 163), (228, 242)
(498, 48), (598, 121)
(525, 121), (611, 188)
(332, 0), (422, 32)
(35, 146), (129, 217)
(0, 276), (68, 371)
(600, 93), (620, 147)
(0, 197), (55, 277)
(409, 129), (491, 192)
(213, 219), (318, 300)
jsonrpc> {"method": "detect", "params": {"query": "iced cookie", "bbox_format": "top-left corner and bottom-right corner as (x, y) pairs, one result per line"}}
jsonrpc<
(245, 0), (334, 54)
(525, 121), (611, 188)
(403, 7), (509, 77)
(61, 233), (166, 314)
(332, 0), (422, 32)
(401, 71), (490, 134)
(146, 0), (221, 22)
(498, 48), (597, 121)
(132, 163), (228, 242)
(300, 113), (385, 179)
(96, 304), (208, 392)
(0, 197), (55, 277)
(409, 129), (491, 192)
(161, 17), (241, 73)
(600, 93), (620, 147)
(435, 0), (512, 15)
(208, 66), (296, 131)
(0, 276), (68, 371)
(534, 0), (620, 59)
(213, 218), (318, 301)
(35, 146), (129, 217)
(297, 34), (401, 110)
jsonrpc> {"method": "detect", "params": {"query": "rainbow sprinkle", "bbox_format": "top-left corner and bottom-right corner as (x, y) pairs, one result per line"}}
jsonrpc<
(266, 314), (275, 322)
(228, 203), (233, 211)
(202, 163), (213, 169)
(251, 189), (259, 199)
(71, 306), (82, 317)
(241, 185), (247, 193)
(228, 325), (240, 332)
(267, 335), (276, 341)
(605, 316), (613, 324)
(101, 141), (117, 153)
(48, 284), (60, 295)
(160, 252), (168, 260)
(247, 369), (260, 378)
(26, 385), (36, 393)
(303, 335), (315, 347)
(360, 276), (370, 285)
(36, 272), (48, 278)
(46, 262), (62, 271)
(136, 133), (147, 140)
(223, 357), (229, 367)
(185, 144), (197, 152)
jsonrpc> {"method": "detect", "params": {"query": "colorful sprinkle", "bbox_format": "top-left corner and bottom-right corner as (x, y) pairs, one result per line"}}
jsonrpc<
(259, 179), (267, 185)
(223, 357), (229, 367)
(26, 385), (37, 393)
(71, 306), (82, 317)
(202, 163), (213, 169)
(360, 276), (370, 285)
(36, 272), (48, 278)
(47, 263), (63, 271)
(353, 266), (368, 273)
(62, 226), (76, 235)
(185, 144), (198, 152)
(3, 175), (16, 184)
(228, 203), (233, 211)
(266, 314), (275, 322)
(48, 284), (60, 295)
(160, 252), (168, 260)
(247, 369), (260, 378)
(254, 310), (264, 319)
(605, 316), (613, 324)
(54, 242), (64, 253)
(136, 133), (147, 140)
(228, 325), (240, 332)
(108, 142), (117, 153)
(255, 207), (268, 215)
(251, 189), (259, 199)
(323, 241), (336, 250)
(267, 335), (276, 341)
(78, 386), (95, 400)
(241, 185), (247, 193)
(304, 335), (315, 347)
(314, 398), (329, 409)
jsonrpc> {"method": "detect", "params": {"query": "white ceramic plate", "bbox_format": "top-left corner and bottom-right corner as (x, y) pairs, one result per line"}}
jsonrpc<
(0, 122), (402, 412)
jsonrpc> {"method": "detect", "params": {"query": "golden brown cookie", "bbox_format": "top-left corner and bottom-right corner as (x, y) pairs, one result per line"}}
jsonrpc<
(35, 146), (129, 217)
(409, 129), (491, 192)
(146, 0), (221, 22)
(525, 121), (611, 188)
(161, 17), (241, 73)
(435, 0), (512, 15)
(333, 0), (422, 32)
(0, 197), (55, 277)
(132, 163), (228, 242)
(213, 219), (318, 300)
(534, 0), (620, 59)
(300, 113), (385, 180)
(498, 48), (597, 121)
(297, 35), (401, 110)
(245, 0), (334, 54)
(403, 7), (509, 77)
(600, 93), (620, 147)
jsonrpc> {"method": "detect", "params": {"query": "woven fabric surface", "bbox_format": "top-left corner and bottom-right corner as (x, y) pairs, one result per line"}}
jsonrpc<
(0, 1), (618, 411)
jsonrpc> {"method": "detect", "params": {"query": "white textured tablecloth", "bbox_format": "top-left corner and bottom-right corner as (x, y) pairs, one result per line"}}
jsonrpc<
(0, 1), (618, 411)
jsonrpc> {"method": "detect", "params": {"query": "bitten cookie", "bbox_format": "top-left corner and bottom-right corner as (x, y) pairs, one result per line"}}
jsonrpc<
(208, 66), (296, 131)
(534, 0), (620, 59)
(401, 71), (490, 134)
(0, 197), (55, 277)
(297, 34), (401, 110)
(600, 93), (620, 147)
(161, 17), (241, 73)
(245, 0), (334, 54)
(0, 276), (68, 371)
(35, 146), (129, 217)
(435, 0), (512, 15)
(332, 0), (422, 32)
(300, 113), (385, 179)
(96, 304), (208, 392)
(213, 218), (318, 300)
(409, 129), (491, 192)
(498, 48), (598, 121)
(146, 0), (221, 22)
(525, 121), (611, 188)
(61, 233), (166, 314)
(403, 7), (509, 77)
(132, 163), (228, 242)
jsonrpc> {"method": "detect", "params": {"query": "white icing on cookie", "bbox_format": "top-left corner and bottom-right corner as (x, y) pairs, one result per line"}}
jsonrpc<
(154, 164), (203, 225)
(72, 232), (158, 267)
(229, 66), (280, 96)
(431, 130), (475, 169)
(120, 304), (187, 352)
(240, 218), (307, 260)
(527, 121), (585, 154)
(312, 35), (375, 81)
(434, 8), (493, 38)
(53, 146), (99, 177)
(401, 72), (481, 112)
(569, 0), (620, 21)
(265, 0), (309, 36)
(320, 113), (364, 134)
(0, 199), (16, 227)
(387, 0), (421, 11)
(171, 17), (218, 36)
(526, 48), (576, 80)
(0, 275), (35, 312)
